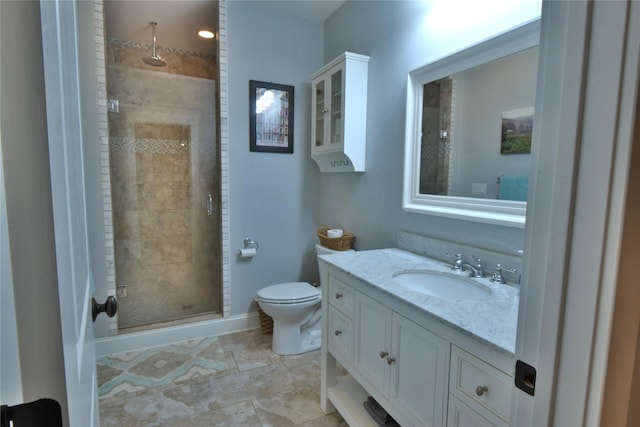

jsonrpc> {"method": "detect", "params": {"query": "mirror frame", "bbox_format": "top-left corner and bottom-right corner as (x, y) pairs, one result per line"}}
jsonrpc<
(403, 20), (540, 228)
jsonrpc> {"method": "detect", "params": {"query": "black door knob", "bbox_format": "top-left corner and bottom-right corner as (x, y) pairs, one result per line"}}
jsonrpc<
(92, 296), (117, 322)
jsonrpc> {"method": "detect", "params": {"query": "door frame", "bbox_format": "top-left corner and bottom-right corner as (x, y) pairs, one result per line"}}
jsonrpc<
(513, 1), (640, 425)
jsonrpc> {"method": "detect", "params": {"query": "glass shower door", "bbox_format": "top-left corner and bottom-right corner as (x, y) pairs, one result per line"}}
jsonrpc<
(108, 65), (220, 330)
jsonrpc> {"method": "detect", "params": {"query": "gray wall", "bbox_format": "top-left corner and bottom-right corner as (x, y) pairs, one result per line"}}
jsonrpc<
(453, 47), (538, 198)
(318, 1), (539, 254)
(227, 2), (324, 315)
(225, 1), (540, 316)
(0, 0), (68, 417)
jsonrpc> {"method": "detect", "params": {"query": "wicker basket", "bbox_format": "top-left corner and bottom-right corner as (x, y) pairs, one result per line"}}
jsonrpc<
(317, 224), (355, 251)
(256, 302), (273, 335)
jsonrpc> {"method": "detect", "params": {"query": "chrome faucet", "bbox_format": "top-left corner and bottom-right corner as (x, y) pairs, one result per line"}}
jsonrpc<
(448, 253), (484, 277)
(459, 259), (484, 278)
(448, 253), (463, 271)
(490, 264), (517, 284)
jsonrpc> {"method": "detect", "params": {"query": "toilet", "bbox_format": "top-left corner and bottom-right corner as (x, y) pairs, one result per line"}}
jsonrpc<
(256, 244), (353, 355)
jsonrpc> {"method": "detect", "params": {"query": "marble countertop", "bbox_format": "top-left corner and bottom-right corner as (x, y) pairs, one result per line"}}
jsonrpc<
(319, 248), (519, 356)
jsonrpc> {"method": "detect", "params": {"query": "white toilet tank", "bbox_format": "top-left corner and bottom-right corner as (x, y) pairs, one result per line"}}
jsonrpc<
(315, 243), (354, 255)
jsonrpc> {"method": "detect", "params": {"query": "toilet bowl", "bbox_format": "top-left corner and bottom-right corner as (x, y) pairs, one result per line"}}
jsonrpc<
(257, 244), (355, 356)
(257, 282), (322, 355)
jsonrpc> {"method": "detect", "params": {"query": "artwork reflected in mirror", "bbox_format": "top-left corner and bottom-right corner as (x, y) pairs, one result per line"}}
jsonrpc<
(418, 46), (539, 201)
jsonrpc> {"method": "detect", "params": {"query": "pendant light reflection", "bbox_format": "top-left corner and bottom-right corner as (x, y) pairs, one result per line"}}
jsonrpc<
(256, 91), (275, 114)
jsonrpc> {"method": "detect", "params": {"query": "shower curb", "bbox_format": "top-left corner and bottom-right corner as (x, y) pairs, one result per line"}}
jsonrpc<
(95, 312), (259, 357)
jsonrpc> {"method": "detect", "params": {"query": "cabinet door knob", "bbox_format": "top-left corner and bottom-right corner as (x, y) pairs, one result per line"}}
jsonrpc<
(475, 385), (489, 396)
(334, 330), (342, 336)
(386, 357), (396, 365)
(322, 108), (329, 113)
(335, 292), (343, 299)
(379, 351), (389, 358)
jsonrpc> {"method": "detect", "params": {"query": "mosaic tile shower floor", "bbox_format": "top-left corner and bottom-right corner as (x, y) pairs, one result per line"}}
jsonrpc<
(97, 329), (347, 426)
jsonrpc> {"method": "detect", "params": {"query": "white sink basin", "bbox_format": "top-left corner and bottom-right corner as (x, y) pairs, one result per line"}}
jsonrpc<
(393, 270), (492, 300)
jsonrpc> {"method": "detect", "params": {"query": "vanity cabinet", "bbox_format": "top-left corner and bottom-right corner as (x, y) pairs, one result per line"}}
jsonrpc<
(327, 274), (354, 363)
(354, 292), (448, 427)
(310, 52), (368, 172)
(447, 346), (511, 427)
(319, 258), (515, 427)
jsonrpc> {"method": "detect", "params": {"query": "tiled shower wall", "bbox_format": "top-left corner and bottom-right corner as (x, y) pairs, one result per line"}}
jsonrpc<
(106, 39), (221, 329)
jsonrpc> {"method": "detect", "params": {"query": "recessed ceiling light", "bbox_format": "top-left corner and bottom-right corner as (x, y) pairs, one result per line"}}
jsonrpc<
(198, 30), (215, 39)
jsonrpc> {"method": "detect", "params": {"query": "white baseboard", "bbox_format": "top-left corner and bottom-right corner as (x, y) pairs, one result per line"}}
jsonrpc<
(95, 312), (260, 357)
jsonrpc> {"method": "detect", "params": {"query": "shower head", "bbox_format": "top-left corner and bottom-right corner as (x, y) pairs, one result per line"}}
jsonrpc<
(142, 21), (166, 67)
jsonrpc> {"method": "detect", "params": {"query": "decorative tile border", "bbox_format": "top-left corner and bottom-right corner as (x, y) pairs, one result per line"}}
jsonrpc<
(109, 136), (190, 154)
(107, 37), (217, 61)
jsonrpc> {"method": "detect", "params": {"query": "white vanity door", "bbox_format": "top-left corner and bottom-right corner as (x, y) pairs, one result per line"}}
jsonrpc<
(390, 312), (448, 427)
(354, 291), (393, 397)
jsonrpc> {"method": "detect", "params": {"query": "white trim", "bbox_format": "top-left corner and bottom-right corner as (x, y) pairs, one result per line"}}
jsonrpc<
(513, 1), (640, 425)
(94, 313), (259, 357)
(403, 20), (540, 228)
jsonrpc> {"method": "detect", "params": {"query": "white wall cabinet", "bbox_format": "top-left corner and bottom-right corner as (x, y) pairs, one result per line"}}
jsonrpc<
(311, 52), (368, 172)
(320, 261), (514, 427)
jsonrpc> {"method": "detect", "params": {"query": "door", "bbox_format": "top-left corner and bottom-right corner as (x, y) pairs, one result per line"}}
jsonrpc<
(513, 1), (640, 425)
(390, 312), (447, 427)
(354, 291), (392, 396)
(40, 1), (99, 425)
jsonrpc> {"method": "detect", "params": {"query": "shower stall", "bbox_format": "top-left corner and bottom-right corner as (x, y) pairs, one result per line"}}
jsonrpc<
(104, 16), (221, 331)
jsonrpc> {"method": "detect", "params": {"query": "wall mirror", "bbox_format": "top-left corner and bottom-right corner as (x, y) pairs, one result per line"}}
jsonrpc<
(403, 20), (540, 228)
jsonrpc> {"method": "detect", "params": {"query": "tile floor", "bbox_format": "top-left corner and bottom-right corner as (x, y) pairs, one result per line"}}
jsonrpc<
(97, 329), (347, 426)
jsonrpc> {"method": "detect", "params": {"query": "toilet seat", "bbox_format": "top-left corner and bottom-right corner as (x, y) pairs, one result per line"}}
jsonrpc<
(257, 282), (320, 304)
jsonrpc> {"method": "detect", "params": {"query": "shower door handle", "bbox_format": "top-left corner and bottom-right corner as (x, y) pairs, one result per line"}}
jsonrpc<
(207, 194), (213, 216)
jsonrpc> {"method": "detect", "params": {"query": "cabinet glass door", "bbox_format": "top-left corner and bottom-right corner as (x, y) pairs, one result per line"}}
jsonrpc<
(315, 79), (325, 148)
(330, 69), (343, 147)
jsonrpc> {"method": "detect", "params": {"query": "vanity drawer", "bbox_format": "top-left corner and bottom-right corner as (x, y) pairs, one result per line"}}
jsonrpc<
(447, 394), (508, 427)
(328, 305), (353, 363)
(328, 274), (354, 317)
(449, 345), (512, 422)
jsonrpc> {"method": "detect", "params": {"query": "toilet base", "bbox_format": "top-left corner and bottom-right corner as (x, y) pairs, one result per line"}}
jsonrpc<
(271, 320), (321, 356)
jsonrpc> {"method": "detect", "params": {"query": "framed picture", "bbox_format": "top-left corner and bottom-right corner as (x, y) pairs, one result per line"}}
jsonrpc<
(249, 80), (294, 153)
(500, 106), (534, 154)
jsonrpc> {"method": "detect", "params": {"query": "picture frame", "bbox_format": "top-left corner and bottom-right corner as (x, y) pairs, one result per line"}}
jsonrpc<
(500, 106), (534, 155)
(249, 80), (294, 153)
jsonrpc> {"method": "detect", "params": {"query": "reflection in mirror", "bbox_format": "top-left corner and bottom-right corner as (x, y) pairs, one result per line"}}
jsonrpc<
(403, 20), (540, 228)
(419, 47), (538, 200)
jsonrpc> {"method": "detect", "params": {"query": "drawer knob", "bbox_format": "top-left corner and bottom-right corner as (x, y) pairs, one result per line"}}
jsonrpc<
(335, 292), (343, 299)
(386, 357), (396, 365)
(476, 385), (489, 396)
(334, 330), (342, 336)
(379, 351), (389, 358)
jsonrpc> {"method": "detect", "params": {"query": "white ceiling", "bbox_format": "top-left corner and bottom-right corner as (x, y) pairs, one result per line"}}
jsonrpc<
(104, 0), (345, 56)
(259, 0), (346, 21)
